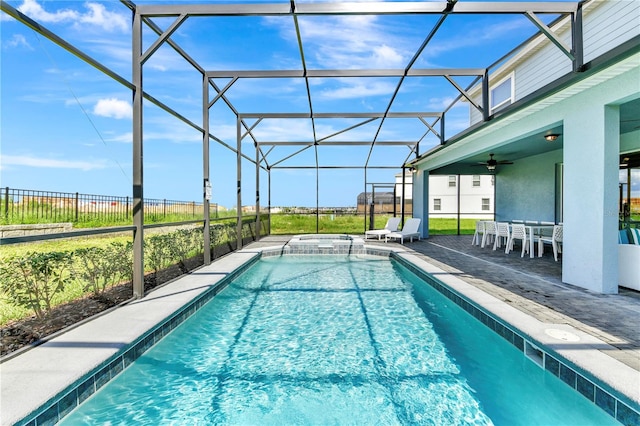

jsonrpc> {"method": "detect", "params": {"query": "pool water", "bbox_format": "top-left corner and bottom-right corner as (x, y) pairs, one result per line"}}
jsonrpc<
(61, 255), (616, 425)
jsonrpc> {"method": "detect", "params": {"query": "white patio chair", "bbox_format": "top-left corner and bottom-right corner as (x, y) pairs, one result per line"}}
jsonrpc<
(493, 222), (510, 250)
(538, 224), (563, 261)
(506, 223), (528, 257)
(365, 217), (401, 240)
(481, 221), (496, 248)
(385, 218), (421, 244)
(471, 220), (486, 246)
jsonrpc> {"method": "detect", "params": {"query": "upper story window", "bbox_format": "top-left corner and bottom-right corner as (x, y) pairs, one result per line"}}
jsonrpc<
(490, 73), (514, 113)
(472, 175), (481, 187)
(448, 176), (457, 187)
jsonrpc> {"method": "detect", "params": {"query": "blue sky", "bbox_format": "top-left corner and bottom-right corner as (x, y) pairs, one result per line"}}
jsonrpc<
(1, 0), (579, 208)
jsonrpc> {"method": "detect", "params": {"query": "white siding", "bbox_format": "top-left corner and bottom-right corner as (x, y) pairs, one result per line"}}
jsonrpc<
(467, 0), (639, 126)
(583, 0), (640, 62)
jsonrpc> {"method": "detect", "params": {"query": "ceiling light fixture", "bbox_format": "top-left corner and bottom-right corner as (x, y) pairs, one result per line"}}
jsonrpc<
(544, 134), (560, 142)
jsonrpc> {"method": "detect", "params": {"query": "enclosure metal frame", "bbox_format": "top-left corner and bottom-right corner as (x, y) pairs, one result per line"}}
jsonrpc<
(1, 0), (584, 298)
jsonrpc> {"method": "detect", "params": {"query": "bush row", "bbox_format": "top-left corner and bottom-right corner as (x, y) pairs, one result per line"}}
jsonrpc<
(0, 222), (250, 321)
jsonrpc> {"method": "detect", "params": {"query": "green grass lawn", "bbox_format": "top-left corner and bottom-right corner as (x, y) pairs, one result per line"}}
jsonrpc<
(269, 214), (477, 235)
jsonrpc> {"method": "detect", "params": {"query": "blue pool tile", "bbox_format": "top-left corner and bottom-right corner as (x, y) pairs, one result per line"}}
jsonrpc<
(595, 387), (616, 417)
(576, 374), (595, 401)
(58, 389), (77, 419)
(512, 334), (524, 352)
(108, 357), (123, 378)
(94, 365), (111, 390)
(123, 346), (136, 368)
(544, 355), (560, 376)
(77, 376), (95, 403)
(35, 403), (58, 426)
(617, 401), (640, 426)
(559, 364), (576, 388)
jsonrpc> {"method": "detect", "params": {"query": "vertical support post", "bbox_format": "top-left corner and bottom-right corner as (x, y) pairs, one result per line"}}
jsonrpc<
(482, 68), (490, 122)
(316, 166), (319, 234)
(572, 3), (584, 72)
(440, 113), (446, 144)
(255, 142), (260, 241)
(132, 9), (144, 298)
(4, 187), (8, 218)
(363, 168), (368, 234)
(202, 75), (211, 264)
(456, 174), (461, 235)
(401, 168), (406, 225)
(393, 183), (397, 217)
(75, 192), (79, 222)
(268, 169), (272, 235)
(236, 116), (242, 250)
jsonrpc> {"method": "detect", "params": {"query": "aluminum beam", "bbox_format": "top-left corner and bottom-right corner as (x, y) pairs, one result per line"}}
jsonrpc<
(206, 68), (486, 78)
(137, 2), (577, 17)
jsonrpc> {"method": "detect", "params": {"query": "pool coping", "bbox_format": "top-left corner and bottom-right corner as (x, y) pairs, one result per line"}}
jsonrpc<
(1, 244), (638, 425)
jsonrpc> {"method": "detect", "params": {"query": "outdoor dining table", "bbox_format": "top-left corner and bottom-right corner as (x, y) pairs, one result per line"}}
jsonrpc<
(516, 223), (556, 259)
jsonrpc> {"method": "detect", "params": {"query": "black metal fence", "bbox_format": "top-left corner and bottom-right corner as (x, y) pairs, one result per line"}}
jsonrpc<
(1, 187), (220, 225)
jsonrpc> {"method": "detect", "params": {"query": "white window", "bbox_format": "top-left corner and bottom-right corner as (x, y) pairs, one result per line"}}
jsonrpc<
(448, 176), (456, 187)
(433, 198), (441, 211)
(473, 175), (481, 187)
(482, 198), (491, 211)
(490, 73), (514, 113)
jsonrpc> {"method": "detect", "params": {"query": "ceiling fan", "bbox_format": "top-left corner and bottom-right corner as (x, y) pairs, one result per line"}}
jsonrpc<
(474, 153), (513, 171)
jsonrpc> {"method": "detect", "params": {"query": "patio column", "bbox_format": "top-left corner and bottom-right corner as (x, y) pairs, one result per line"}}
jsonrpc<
(563, 103), (620, 294)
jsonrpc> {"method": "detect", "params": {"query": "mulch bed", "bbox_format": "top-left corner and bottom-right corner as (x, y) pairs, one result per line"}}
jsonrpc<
(0, 256), (204, 358)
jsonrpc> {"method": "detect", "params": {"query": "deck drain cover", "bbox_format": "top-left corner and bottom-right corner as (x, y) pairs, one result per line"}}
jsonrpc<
(545, 328), (580, 342)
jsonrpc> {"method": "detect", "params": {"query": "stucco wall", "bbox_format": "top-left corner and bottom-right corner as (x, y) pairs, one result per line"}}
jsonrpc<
(495, 150), (563, 223)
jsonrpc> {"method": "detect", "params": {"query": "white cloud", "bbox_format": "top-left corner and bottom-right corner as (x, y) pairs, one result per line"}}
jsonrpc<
(17, 0), (79, 23)
(16, 0), (128, 33)
(317, 80), (396, 100)
(93, 98), (132, 119)
(2, 155), (108, 171)
(77, 3), (128, 33)
(3, 34), (32, 49)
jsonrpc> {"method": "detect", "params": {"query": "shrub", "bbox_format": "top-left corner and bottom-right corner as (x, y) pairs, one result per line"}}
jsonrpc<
(145, 233), (172, 278)
(169, 228), (203, 273)
(74, 242), (131, 297)
(0, 251), (75, 319)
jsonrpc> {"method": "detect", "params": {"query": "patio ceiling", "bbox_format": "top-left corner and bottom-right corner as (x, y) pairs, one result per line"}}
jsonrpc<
(126, 0), (583, 172)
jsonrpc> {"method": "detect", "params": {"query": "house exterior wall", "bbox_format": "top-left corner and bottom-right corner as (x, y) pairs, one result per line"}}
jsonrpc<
(429, 175), (495, 219)
(496, 150), (562, 223)
(470, 0), (640, 125)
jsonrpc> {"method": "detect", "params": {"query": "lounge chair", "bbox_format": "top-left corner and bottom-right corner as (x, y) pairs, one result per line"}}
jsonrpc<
(385, 218), (421, 244)
(365, 217), (401, 240)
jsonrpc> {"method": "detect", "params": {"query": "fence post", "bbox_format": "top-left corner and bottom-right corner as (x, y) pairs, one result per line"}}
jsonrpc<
(126, 196), (130, 220)
(192, 201), (195, 218)
(4, 187), (8, 218)
(163, 199), (166, 217)
(75, 192), (79, 222)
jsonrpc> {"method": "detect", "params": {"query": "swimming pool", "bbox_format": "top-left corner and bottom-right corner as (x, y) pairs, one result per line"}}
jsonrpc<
(58, 255), (619, 425)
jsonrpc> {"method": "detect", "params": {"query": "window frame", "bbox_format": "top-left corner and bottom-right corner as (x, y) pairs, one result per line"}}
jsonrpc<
(433, 198), (442, 211)
(490, 72), (515, 113)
